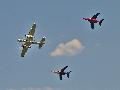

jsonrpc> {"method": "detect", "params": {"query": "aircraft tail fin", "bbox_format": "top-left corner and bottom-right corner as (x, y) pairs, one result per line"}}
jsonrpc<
(99, 19), (104, 26)
(39, 36), (46, 49)
(67, 71), (72, 78)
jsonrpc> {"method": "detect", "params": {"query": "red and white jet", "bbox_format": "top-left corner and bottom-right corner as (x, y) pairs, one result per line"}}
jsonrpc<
(83, 13), (104, 29)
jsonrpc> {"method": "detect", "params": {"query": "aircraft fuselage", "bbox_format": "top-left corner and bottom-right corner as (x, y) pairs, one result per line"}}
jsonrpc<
(59, 72), (66, 75)
(83, 18), (99, 23)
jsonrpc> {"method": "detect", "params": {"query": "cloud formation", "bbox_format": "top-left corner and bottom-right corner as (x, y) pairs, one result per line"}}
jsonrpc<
(7, 87), (53, 90)
(50, 39), (84, 57)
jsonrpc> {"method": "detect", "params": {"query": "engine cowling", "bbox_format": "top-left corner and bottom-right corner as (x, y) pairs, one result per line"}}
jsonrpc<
(18, 39), (22, 42)
(18, 39), (26, 42)
(22, 45), (31, 48)
(28, 46), (31, 48)
(23, 39), (26, 42)
(25, 34), (34, 38)
(22, 45), (26, 48)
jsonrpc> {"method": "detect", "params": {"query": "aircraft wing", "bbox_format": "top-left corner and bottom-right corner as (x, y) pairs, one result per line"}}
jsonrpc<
(61, 66), (68, 72)
(21, 41), (32, 57)
(19, 23), (36, 57)
(90, 22), (94, 29)
(21, 46), (28, 57)
(91, 13), (100, 19)
(26, 23), (36, 42)
(59, 74), (62, 80)
(28, 23), (36, 36)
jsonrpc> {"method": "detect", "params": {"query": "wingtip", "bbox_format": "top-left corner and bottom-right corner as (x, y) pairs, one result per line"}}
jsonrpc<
(43, 36), (46, 39)
(21, 55), (24, 57)
(33, 22), (36, 25)
(97, 13), (100, 14)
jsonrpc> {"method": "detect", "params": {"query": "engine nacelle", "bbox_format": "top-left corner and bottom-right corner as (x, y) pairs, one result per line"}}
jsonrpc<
(28, 46), (31, 48)
(18, 39), (26, 42)
(25, 34), (34, 38)
(18, 39), (22, 42)
(22, 45), (31, 48)
(22, 45), (26, 48)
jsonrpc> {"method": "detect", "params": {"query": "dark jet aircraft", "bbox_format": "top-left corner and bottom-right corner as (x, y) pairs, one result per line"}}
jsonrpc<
(52, 66), (71, 80)
(83, 13), (104, 29)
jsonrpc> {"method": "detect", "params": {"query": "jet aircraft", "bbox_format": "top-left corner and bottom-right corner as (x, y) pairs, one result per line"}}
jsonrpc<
(18, 22), (46, 57)
(52, 66), (72, 80)
(83, 13), (104, 29)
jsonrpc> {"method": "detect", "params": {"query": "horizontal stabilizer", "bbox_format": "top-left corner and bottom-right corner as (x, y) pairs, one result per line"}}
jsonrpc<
(67, 71), (72, 78)
(99, 19), (104, 26)
(39, 37), (46, 49)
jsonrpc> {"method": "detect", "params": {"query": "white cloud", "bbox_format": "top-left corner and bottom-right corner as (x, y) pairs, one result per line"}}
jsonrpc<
(50, 39), (84, 57)
(7, 86), (53, 90)
(7, 89), (16, 90)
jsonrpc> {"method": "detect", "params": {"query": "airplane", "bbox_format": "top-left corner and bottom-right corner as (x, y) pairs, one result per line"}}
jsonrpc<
(18, 22), (46, 57)
(51, 66), (72, 80)
(82, 13), (104, 29)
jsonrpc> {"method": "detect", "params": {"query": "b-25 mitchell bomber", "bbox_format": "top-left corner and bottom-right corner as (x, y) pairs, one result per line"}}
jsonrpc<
(52, 66), (72, 80)
(18, 22), (46, 57)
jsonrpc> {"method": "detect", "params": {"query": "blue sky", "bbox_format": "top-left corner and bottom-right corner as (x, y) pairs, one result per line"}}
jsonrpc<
(0, 0), (120, 90)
